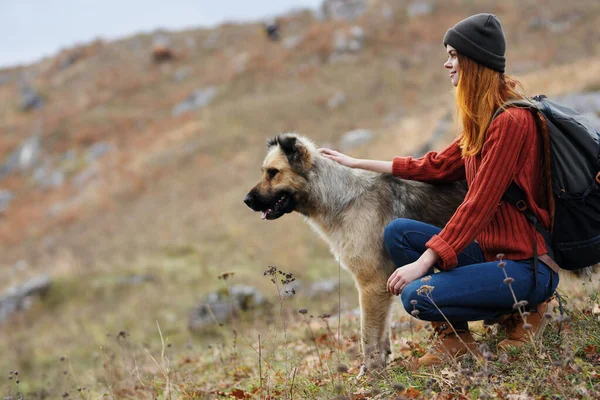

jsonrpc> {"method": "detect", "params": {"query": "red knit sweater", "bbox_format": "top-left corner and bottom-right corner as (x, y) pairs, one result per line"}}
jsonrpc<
(392, 108), (552, 270)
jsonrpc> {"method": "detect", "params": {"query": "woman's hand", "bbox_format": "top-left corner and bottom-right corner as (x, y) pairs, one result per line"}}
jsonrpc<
(387, 249), (440, 295)
(319, 148), (359, 168)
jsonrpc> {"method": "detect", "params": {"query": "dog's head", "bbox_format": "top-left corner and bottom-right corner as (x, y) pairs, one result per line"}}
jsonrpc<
(244, 133), (315, 220)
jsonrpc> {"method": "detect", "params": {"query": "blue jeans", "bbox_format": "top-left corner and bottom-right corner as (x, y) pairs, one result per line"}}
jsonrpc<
(384, 218), (559, 331)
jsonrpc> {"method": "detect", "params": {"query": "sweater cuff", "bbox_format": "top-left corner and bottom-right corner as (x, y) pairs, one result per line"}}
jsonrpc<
(426, 235), (458, 271)
(392, 156), (412, 178)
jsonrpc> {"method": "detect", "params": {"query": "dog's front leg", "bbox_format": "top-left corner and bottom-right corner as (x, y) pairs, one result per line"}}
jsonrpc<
(356, 280), (394, 377)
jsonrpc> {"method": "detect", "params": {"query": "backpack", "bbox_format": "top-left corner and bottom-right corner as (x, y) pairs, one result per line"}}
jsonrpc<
(492, 95), (600, 271)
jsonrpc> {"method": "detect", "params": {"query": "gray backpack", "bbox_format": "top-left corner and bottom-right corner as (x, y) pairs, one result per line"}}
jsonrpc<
(492, 95), (600, 271)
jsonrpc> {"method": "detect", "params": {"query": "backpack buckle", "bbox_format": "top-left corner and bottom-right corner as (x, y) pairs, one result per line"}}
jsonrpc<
(516, 200), (527, 211)
(596, 172), (600, 184)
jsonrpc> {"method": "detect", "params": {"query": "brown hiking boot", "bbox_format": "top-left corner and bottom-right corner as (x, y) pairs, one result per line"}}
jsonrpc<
(497, 297), (557, 351)
(418, 321), (479, 367)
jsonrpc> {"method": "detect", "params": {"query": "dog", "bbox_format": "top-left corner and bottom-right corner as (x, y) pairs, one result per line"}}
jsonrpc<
(244, 133), (466, 373)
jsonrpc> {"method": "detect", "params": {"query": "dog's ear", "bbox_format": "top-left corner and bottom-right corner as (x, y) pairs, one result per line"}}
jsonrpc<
(278, 135), (298, 155)
(274, 134), (311, 172)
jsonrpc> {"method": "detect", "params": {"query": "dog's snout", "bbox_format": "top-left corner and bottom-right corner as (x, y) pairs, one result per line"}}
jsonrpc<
(244, 193), (255, 208)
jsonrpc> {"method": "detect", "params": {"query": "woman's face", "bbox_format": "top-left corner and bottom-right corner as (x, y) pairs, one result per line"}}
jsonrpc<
(444, 45), (460, 87)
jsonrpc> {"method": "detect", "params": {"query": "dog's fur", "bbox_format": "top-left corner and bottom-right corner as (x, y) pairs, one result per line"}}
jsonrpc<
(244, 133), (467, 371)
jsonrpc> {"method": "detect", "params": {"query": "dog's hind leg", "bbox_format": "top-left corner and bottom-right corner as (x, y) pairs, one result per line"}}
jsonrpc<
(356, 278), (394, 377)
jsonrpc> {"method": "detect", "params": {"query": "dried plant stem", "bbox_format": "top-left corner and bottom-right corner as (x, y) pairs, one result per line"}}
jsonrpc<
(424, 293), (483, 367)
(290, 366), (297, 400)
(258, 333), (263, 396)
(501, 268), (539, 354)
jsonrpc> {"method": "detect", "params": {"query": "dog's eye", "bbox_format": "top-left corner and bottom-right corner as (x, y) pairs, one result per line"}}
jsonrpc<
(267, 168), (279, 179)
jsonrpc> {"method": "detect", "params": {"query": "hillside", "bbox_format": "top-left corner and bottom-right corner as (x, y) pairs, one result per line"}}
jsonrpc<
(1, 0), (600, 398)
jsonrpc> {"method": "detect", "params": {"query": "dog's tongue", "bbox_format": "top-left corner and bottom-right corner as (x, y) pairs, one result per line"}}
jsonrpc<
(261, 211), (268, 220)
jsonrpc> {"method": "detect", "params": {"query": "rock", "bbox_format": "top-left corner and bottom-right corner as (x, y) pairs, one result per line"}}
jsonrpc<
(321, 0), (368, 21)
(283, 35), (304, 49)
(58, 50), (81, 70)
(1, 135), (42, 178)
(86, 142), (114, 163)
(339, 129), (374, 150)
(19, 84), (44, 111)
(407, 1), (433, 18)
(554, 91), (600, 115)
(0, 275), (52, 323)
(172, 87), (218, 116)
(332, 26), (365, 54)
(188, 285), (266, 330)
(264, 18), (281, 41)
(32, 166), (65, 190)
(308, 279), (339, 296)
(0, 190), (13, 213)
(328, 92), (347, 109)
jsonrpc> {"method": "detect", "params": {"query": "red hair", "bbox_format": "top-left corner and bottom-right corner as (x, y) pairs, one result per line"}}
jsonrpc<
(456, 54), (526, 157)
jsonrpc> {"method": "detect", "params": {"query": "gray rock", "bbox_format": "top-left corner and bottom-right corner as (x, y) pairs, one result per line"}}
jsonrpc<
(0, 190), (13, 213)
(32, 166), (65, 189)
(58, 51), (80, 70)
(283, 35), (304, 49)
(188, 285), (266, 330)
(20, 85), (44, 111)
(172, 86), (218, 117)
(1, 135), (42, 178)
(308, 279), (339, 296)
(86, 142), (114, 163)
(322, 0), (368, 21)
(0, 275), (52, 323)
(407, 1), (433, 18)
(328, 92), (347, 109)
(554, 92), (600, 115)
(332, 26), (365, 54)
(172, 87), (218, 116)
(339, 129), (374, 150)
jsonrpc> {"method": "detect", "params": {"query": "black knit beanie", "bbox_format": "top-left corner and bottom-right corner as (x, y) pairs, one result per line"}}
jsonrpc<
(443, 13), (506, 73)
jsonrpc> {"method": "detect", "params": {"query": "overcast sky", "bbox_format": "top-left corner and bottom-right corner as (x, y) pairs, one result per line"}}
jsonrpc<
(0, 0), (322, 68)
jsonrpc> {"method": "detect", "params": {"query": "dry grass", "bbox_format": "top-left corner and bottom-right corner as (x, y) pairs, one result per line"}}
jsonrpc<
(1, 1), (600, 398)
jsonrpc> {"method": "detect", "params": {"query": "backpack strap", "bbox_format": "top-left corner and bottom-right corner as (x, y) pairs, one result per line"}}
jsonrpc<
(503, 183), (553, 310)
(491, 99), (537, 121)
(494, 99), (555, 311)
(503, 183), (554, 260)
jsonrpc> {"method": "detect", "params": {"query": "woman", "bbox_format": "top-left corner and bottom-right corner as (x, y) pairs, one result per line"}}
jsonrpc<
(320, 13), (559, 367)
